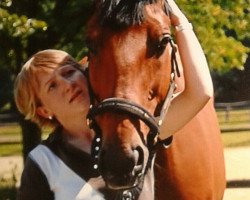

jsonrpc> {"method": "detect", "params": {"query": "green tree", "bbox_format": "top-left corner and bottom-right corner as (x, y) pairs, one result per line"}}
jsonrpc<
(10, 0), (91, 59)
(177, 0), (249, 72)
(0, 2), (46, 108)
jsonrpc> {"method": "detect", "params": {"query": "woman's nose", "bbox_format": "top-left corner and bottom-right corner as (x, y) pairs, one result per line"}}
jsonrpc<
(60, 77), (76, 93)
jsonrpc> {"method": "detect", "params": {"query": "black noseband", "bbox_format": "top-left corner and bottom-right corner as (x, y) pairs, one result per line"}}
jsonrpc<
(87, 98), (161, 148)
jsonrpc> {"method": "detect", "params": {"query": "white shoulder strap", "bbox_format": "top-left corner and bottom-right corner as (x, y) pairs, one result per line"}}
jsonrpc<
(29, 144), (104, 200)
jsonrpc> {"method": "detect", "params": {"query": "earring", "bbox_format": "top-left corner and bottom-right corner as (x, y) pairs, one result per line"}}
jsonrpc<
(48, 116), (53, 120)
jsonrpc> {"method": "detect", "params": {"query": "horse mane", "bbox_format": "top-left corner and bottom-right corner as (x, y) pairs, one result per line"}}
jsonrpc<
(93, 0), (171, 29)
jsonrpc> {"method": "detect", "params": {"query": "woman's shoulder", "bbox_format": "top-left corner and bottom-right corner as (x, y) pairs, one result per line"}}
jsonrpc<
(27, 127), (63, 179)
(17, 155), (54, 200)
(29, 144), (57, 163)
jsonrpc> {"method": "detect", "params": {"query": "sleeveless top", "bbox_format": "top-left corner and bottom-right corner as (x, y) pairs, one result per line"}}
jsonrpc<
(17, 128), (117, 200)
(29, 144), (105, 200)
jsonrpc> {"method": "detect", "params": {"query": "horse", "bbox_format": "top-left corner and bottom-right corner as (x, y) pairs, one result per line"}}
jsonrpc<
(85, 0), (226, 199)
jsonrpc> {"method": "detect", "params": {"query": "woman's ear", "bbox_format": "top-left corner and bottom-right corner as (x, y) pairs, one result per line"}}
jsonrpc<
(36, 106), (53, 119)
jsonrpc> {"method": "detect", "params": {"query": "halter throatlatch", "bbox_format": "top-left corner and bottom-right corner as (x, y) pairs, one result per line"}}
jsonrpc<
(86, 35), (180, 151)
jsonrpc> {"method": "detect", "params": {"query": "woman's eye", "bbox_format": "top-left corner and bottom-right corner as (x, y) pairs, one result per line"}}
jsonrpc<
(64, 69), (76, 77)
(67, 69), (75, 75)
(48, 82), (57, 91)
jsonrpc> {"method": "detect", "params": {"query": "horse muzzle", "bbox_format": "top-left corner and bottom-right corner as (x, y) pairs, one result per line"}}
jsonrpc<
(98, 144), (146, 190)
(87, 98), (159, 189)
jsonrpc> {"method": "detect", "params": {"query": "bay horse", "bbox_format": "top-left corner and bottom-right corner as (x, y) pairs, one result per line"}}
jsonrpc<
(85, 0), (226, 199)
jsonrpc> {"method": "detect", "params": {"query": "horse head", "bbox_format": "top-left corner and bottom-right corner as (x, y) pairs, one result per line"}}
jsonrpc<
(86, 0), (176, 198)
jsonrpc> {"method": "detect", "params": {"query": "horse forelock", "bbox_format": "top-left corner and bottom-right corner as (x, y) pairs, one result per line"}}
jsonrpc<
(92, 0), (171, 29)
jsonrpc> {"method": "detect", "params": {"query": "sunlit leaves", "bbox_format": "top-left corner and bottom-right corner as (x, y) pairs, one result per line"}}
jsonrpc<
(0, 8), (47, 39)
(0, 0), (249, 73)
(0, 0), (47, 75)
(176, 0), (249, 72)
(0, 0), (12, 7)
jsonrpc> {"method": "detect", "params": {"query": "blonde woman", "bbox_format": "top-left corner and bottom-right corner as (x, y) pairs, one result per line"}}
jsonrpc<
(14, 50), (106, 200)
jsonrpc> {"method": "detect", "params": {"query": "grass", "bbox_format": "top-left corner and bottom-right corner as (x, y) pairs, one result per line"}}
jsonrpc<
(0, 179), (17, 200)
(217, 109), (250, 126)
(217, 108), (250, 147)
(0, 168), (17, 200)
(0, 143), (22, 157)
(0, 124), (21, 136)
(0, 124), (50, 156)
(0, 123), (51, 136)
(0, 122), (249, 157)
(221, 131), (250, 148)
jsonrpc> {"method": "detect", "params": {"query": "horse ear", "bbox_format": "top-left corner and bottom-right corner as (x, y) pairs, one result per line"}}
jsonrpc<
(79, 56), (89, 71)
(79, 56), (88, 65)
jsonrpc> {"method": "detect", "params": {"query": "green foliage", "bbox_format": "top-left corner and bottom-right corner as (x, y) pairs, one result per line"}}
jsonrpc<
(0, 8), (46, 38)
(0, 0), (249, 103)
(0, 124), (21, 136)
(176, 0), (249, 72)
(0, 0), (249, 81)
(0, 0), (47, 68)
(10, 0), (91, 60)
(0, 143), (22, 156)
(221, 131), (250, 147)
(0, 159), (17, 200)
(0, 178), (17, 200)
(0, 0), (47, 108)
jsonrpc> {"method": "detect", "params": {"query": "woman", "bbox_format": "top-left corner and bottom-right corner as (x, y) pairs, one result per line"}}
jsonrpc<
(15, 50), (102, 200)
(15, 1), (213, 199)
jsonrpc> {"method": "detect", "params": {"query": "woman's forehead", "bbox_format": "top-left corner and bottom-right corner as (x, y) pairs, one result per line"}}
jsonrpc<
(34, 63), (79, 85)
(33, 67), (56, 90)
(33, 56), (73, 75)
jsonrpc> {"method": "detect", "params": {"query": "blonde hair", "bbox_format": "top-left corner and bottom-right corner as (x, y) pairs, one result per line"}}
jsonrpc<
(14, 49), (81, 128)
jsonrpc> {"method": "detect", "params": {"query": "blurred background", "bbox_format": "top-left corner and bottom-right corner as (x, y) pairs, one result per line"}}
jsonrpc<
(0, 0), (249, 199)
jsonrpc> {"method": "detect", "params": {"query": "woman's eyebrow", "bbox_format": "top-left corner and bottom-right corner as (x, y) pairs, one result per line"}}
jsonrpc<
(44, 75), (54, 89)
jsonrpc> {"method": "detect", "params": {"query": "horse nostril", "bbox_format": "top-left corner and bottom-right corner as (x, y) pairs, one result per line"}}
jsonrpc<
(133, 146), (144, 176)
(134, 146), (144, 166)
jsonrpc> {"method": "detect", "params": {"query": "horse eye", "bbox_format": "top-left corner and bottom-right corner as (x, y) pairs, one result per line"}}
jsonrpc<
(86, 39), (98, 55)
(88, 45), (98, 55)
(156, 34), (171, 54)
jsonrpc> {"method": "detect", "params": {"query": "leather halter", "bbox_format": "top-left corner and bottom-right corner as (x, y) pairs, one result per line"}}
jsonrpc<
(86, 35), (180, 150)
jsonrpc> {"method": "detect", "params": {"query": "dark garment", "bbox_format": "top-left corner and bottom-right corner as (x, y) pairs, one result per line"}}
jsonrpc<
(16, 157), (54, 200)
(16, 127), (111, 200)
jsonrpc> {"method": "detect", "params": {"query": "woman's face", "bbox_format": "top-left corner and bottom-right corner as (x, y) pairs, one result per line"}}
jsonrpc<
(36, 64), (90, 127)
